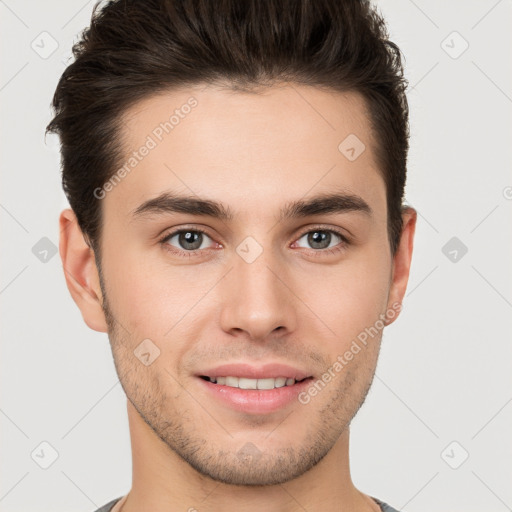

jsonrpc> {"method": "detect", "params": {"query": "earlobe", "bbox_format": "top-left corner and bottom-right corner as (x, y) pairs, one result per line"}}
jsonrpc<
(59, 208), (109, 333)
(385, 206), (417, 325)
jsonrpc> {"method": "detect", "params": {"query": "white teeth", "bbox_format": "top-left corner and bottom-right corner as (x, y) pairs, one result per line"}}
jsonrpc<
(239, 377), (257, 389)
(208, 376), (298, 389)
(274, 377), (287, 388)
(257, 378), (275, 390)
(225, 376), (239, 387)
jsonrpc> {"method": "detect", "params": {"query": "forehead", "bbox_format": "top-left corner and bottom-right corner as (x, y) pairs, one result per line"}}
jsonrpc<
(107, 83), (385, 222)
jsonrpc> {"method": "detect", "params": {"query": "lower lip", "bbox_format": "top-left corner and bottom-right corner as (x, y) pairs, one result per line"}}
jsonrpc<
(197, 377), (314, 414)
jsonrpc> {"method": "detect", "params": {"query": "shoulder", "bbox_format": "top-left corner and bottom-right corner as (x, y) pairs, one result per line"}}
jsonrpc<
(91, 497), (123, 512)
(372, 496), (403, 512)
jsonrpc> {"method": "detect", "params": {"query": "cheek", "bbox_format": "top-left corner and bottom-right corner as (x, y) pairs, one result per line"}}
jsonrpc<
(295, 248), (391, 348)
(102, 244), (224, 369)
(101, 245), (187, 339)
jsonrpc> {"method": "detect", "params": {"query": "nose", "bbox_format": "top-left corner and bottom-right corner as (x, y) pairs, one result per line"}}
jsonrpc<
(218, 246), (297, 342)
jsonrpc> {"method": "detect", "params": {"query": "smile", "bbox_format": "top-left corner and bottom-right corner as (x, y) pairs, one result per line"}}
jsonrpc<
(199, 375), (309, 390)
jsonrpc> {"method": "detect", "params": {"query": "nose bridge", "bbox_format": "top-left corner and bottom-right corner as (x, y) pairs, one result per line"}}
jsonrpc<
(219, 238), (295, 340)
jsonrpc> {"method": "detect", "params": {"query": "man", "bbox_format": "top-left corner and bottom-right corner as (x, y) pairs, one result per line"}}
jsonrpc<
(47, 0), (416, 510)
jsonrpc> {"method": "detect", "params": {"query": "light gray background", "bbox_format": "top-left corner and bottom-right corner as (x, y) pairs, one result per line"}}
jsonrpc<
(1, 1), (511, 511)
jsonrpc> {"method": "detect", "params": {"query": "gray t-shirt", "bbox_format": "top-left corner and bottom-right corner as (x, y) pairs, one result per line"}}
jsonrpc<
(93, 496), (402, 511)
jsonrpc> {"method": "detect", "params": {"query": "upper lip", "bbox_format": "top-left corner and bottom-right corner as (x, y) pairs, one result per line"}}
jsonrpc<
(197, 363), (312, 381)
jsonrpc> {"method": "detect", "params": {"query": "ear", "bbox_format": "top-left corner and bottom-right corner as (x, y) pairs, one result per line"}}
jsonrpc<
(59, 208), (108, 332)
(385, 206), (417, 325)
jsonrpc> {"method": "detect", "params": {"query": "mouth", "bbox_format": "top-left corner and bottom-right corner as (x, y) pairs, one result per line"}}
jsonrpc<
(199, 375), (312, 390)
(194, 363), (315, 414)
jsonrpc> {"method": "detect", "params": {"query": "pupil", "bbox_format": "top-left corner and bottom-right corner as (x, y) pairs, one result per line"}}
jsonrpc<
(180, 231), (202, 250)
(309, 231), (330, 249)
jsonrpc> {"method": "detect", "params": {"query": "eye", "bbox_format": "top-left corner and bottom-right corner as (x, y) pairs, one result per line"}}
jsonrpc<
(159, 228), (216, 254)
(158, 226), (349, 259)
(294, 228), (348, 253)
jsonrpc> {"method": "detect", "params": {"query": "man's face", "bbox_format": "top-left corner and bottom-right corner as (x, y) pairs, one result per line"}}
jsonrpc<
(96, 83), (403, 485)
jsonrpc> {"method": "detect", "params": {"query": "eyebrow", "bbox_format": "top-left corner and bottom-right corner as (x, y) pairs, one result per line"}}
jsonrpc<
(130, 191), (372, 222)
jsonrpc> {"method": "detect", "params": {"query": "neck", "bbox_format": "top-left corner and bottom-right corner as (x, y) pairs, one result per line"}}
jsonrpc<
(119, 400), (379, 512)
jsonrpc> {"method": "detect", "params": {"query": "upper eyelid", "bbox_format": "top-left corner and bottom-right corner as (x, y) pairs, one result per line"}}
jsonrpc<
(296, 226), (348, 239)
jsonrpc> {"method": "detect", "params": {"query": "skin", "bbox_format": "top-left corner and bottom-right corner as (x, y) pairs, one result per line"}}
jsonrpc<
(60, 82), (416, 512)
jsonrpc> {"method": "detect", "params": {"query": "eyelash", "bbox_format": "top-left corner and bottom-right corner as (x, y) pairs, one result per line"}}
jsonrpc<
(157, 226), (350, 259)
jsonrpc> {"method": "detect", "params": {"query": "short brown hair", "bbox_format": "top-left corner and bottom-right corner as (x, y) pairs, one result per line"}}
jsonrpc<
(46, 0), (409, 257)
